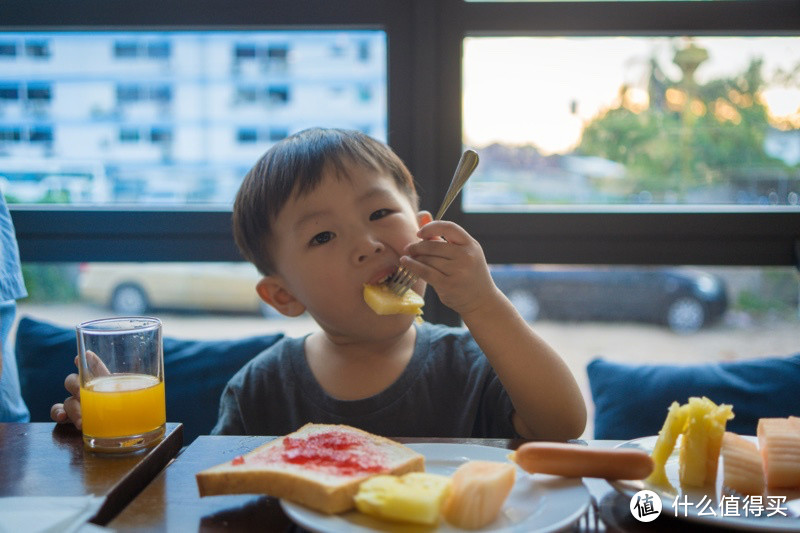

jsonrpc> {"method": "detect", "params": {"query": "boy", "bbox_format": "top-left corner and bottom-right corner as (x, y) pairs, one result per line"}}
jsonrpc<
(53, 128), (586, 440)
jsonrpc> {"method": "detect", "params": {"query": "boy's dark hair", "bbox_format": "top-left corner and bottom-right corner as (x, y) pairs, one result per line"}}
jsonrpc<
(233, 127), (419, 275)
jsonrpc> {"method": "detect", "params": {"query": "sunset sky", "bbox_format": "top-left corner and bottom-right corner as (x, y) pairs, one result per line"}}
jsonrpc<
(463, 36), (800, 154)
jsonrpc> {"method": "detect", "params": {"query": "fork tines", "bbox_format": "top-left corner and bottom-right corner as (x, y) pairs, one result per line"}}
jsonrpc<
(386, 266), (416, 296)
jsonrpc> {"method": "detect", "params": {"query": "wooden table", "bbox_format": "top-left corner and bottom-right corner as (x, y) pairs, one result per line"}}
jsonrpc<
(0, 422), (183, 525)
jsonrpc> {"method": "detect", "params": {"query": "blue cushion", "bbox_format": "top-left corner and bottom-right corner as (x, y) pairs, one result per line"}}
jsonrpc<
(15, 316), (283, 444)
(587, 355), (800, 440)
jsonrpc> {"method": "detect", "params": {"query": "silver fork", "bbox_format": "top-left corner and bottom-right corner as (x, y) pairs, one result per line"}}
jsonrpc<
(385, 149), (480, 295)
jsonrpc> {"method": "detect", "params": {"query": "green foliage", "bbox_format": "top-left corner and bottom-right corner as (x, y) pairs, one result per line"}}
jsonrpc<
(20, 264), (79, 303)
(577, 44), (797, 202)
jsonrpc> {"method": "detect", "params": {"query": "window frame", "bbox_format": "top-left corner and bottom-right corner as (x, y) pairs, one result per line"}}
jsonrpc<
(4, 0), (800, 325)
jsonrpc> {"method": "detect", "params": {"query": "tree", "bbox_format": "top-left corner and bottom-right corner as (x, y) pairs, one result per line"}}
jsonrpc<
(578, 41), (796, 202)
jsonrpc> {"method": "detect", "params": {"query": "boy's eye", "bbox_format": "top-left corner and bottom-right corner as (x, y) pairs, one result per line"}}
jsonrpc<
(309, 231), (334, 246)
(369, 208), (392, 220)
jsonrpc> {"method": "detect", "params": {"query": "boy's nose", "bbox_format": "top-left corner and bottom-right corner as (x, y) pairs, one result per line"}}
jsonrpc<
(355, 237), (385, 263)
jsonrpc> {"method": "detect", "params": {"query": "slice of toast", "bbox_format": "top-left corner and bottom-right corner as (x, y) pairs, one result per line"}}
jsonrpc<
(196, 423), (425, 514)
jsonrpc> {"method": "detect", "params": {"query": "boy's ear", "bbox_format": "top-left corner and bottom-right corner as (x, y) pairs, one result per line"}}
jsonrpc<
(256, 276), (306, 317)
(417, 210), (433, 227)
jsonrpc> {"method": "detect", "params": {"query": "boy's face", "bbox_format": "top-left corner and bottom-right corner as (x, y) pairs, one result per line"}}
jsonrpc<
(257, 161), (430, 341)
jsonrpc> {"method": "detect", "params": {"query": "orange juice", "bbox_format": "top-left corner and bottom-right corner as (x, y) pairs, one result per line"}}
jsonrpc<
(80, 374), (166, 438)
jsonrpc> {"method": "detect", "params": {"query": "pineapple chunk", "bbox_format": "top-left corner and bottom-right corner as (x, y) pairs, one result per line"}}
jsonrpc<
(363, 283), (424, 316)
(679, 397), (734, 487)
(442, 461), (516, 530)
(680, 402), (710, 487)
(646, 401), (689, 487)
(757, 417), (800, 489)
(721, 432), (764, 495)
(704, 399), (734, 483)
(354, 472), (451, 526)
(646, 397), (733, 489)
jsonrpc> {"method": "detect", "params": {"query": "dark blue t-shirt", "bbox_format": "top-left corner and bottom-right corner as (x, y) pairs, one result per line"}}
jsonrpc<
(212, 322), (518, 438)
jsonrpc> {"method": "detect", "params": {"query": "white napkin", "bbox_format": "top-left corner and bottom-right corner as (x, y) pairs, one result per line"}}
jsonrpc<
(0, 495), (111, 533)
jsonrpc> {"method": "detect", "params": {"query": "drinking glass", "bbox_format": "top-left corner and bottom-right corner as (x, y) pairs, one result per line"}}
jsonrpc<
(76, 317), (166, 453)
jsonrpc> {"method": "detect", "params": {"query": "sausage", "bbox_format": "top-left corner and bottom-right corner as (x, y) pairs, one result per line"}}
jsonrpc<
(510, 442), (654, 480)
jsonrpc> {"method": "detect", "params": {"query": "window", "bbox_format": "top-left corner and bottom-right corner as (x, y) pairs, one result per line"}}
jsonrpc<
(28, 126), (53, 143)
(26, 84), (51, 101)
(24, 40), (49, 58)
(463, 36), (800, 210)
(1, 29), (388, 208)
(266, 86), (289, 105)
(0, 42), (16, 56)
(0, 84), (19, 100)
(149, 127), (172, 144)
(0, 127), (22, 142)
(114, 42), (138, 58)
(147, 41), (170, 59)
(119, 128), (140, 142)
(236, 128), (257, 143)
(234, 44), (256, 59)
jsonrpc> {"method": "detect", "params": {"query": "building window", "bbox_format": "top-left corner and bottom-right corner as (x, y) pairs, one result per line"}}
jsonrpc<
(150, 127), (172, 143)
(26, 83), (51, 101)
(28, 126), (53, 142)
(269, 128), (288, 142)
(267, 86), (289, 105)
(147, 41), (170, 59)
(0, 127), (22, 142)
(0, 84), (19, 100)
(24, 40), (50, 58)
(114, 42), (138, 58)
(234, 44), (257, 59)
(119, 128), (140, 142)
(0, 42), (17, 57)
(236, 128), (258, 143)
(116, 85), (141, 103)
(150, 85), (172, 103)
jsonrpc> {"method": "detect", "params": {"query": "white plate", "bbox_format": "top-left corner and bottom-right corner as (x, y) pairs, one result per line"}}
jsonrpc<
(280, 442), (590, 532)
(611, 436), (800, 532)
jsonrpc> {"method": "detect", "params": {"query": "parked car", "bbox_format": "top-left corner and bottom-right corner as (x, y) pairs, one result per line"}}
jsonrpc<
(491, 265), (728, 333)
(78, 262), (728, 333)
(77, 262), (276, 317)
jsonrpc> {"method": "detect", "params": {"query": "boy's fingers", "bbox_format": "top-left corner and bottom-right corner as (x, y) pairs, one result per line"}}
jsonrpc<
(86, 350), (111, 376)
(405, 239), (456, 260)
(63, 396), (82, 430)
(416, 220), (469, 245)
(50, 403), (66, 423)
(400, 255), (444, 284)
(65, 373), (80, 398)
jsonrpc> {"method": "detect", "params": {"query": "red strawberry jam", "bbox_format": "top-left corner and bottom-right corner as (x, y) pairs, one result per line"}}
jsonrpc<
(278, 430), (388, 476)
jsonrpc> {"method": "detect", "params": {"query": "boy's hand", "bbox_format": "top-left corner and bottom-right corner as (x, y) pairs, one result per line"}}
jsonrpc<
(50, 351), (107, 429)
(50, 355), (82, 429)
(401, 220), (500, 316)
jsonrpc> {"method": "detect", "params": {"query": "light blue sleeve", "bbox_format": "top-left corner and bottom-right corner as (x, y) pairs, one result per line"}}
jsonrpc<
(0, 195), (27, 302)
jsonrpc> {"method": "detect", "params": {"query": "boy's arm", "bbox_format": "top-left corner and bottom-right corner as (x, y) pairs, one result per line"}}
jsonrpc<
(402, 220), (586, 441)
(460, 290), (587, 441)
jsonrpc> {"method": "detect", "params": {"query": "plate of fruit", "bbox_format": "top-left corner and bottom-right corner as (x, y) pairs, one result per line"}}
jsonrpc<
(611, 397), (800, 531)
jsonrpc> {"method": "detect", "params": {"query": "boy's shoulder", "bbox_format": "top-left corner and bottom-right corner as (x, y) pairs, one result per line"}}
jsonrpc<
(233, 334), (306, 378)
(417, 322), (482, 360)
(418, 321), (472, 341)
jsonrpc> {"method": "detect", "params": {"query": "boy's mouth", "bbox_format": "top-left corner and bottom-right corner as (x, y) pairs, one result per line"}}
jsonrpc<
(367, 267), (399, 287)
